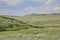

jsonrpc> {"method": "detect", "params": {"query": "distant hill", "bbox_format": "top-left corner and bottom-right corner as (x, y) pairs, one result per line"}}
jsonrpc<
(26, 13), (60, 16)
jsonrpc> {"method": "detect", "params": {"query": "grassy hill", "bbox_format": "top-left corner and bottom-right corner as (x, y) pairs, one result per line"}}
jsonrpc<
(0, 13), (60, 40)
(0, 13), (60, 31)
(12, 13), (60, 28)
(0, 15), (32, 31)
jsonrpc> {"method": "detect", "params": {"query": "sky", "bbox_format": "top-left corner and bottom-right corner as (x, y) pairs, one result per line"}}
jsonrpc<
(0, 0), (60, 16)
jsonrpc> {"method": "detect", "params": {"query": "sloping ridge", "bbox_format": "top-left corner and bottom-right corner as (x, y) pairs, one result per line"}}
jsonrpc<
(0, 16), (33, 31)
(0, 16), (27, 24)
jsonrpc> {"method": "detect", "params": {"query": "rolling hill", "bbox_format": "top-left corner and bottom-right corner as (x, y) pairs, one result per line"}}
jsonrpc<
(0, 13), (60, 31)
(12, 13), (60, 27)
(0, 13), (60, 40)
(0, 15), (32, 31)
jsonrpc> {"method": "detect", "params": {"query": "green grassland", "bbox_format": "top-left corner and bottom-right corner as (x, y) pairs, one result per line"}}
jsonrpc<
(0, 13), (60, 40)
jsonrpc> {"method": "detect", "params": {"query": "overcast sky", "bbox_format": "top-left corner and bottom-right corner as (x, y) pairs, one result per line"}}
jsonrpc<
(0, 0), (60, 16)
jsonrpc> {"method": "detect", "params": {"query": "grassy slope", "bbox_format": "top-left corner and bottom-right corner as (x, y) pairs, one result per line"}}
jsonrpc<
(0, 14), (60, 40)
(0, 16), (33, 31)
(13, 14), (60, 27)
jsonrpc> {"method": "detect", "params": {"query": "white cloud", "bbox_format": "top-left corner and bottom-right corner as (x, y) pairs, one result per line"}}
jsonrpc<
(24, 7), (40, 14)
(32, 0), (46, 3)
(32, 0), (55, 4)
(45, 0), (52, 4)
(24, 7), (35, 11)
(0, 9), (16, 15)
(53, 6), (60, 11)
(24, 6), (50, 14)
(0, 0), (23, 6)
(32, 0), (40, 1)
(45, 0), (56, 4)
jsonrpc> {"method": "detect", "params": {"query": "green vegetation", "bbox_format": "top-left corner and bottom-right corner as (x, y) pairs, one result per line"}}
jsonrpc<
(0, 13), (60, 40)
(0, 16), (32, 31)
